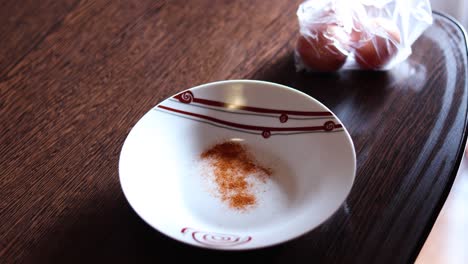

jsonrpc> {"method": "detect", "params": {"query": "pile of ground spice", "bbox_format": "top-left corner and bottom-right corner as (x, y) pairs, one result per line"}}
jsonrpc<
(200, 141), (272, 210)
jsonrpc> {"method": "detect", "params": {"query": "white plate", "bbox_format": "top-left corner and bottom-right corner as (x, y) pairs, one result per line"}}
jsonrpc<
(119, 80), (356, 250)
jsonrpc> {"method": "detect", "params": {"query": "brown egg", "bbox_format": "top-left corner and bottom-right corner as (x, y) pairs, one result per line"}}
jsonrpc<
(296, 25), (348, 72)
(353, 19), (401, 70)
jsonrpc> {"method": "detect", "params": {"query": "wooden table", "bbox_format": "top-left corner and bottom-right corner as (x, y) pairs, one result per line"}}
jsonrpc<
(1, 1), (467, 263)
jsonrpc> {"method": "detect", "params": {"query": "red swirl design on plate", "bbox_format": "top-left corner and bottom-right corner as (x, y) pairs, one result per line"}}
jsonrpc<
(181, 227), (252, 247)
(279, 113), (288, 123)
(175, 91), (194, 104)
(262, 130), (271, 138)
(324, 121), (336, 131)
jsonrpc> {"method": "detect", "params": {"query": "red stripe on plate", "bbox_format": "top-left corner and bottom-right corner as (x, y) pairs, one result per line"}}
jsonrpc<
(174, 91), (333, 116)
(158, 105), (341, 132)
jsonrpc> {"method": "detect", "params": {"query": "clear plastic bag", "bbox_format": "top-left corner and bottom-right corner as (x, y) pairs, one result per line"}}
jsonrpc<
(295, 0), (433, 71)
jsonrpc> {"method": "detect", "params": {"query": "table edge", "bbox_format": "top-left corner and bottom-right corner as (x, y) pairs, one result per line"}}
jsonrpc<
(410, 11), (468, 263)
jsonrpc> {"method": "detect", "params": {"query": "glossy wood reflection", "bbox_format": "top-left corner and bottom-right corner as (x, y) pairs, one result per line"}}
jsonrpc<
(0, 0), (466, 263)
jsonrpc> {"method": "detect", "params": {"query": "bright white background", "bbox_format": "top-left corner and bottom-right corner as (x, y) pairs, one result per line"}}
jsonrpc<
(431, 0), (468, 28)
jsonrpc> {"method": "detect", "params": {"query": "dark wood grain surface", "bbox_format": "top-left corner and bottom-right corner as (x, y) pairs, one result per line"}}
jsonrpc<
(1, 0), (467, 263)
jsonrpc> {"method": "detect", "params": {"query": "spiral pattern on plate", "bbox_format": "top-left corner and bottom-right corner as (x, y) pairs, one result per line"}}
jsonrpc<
(181, 227), (252, 247)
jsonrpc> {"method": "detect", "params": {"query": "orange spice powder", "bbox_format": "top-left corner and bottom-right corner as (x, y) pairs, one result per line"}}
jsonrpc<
(200, 141), (272, 210)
